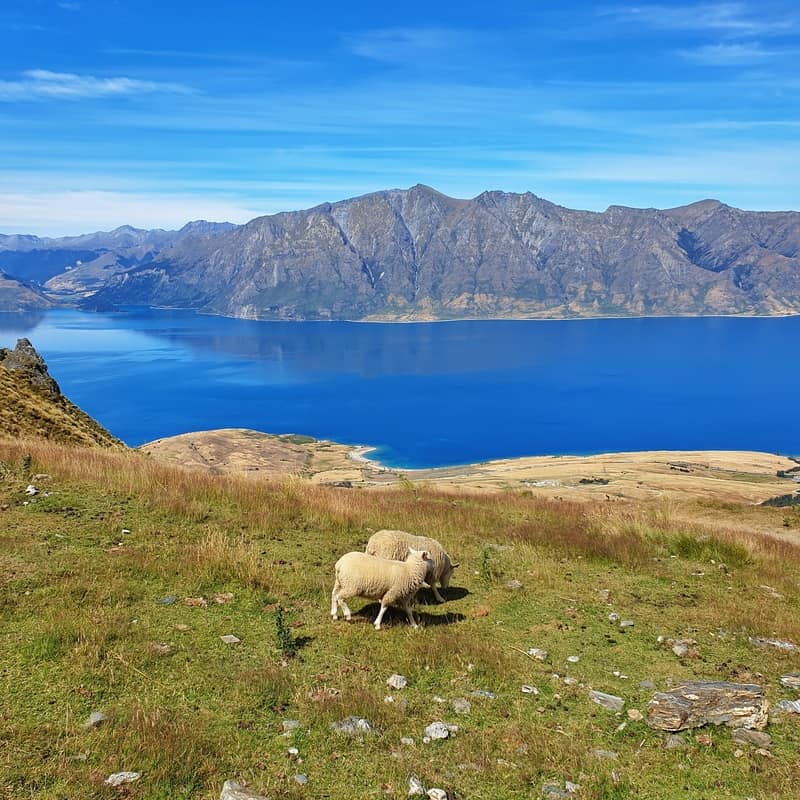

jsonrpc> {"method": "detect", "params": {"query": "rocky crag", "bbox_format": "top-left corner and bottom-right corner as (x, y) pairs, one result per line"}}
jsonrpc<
(0, 338), (123, 447)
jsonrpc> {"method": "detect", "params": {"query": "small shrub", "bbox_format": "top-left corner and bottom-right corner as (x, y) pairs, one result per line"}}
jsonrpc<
(274, 605), (296, 658)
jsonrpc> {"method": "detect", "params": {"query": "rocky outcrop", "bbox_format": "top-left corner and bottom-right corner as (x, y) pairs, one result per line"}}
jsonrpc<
(80, 186), (800, 320)
(0, 338), (123, 447)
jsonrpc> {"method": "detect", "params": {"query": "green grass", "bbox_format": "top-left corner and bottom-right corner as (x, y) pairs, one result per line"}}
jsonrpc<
(1, 439), (800, 799)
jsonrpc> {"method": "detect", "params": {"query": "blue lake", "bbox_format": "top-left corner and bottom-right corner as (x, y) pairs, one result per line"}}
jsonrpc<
(1, 308), (798, 468)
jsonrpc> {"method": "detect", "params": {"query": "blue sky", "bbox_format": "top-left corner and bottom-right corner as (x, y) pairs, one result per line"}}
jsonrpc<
(1, 0), (799, 234)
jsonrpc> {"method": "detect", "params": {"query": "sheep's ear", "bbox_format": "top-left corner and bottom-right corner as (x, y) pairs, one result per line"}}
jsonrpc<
(451, 562), (460, 569)
(421, 550), (430, 560)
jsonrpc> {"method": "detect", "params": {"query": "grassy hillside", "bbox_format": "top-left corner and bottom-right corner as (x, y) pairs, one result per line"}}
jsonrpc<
(1, 437), (799, 799)
(0, 340), (121, 448)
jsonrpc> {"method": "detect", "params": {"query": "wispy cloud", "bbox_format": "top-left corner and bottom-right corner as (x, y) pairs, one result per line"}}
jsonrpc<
(0, 69), (194, 101)
(680, 41), (787, 64)
(603, 3), (795, 36)
(345, 27), (479, 65)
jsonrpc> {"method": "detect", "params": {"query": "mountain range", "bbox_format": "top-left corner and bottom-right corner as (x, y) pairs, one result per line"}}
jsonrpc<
(2, 186), (799, 319)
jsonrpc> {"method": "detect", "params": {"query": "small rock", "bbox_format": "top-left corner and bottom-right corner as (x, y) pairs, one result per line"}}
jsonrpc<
(541, 783), (570, 799)
(563, 677), (578, 686)
(150, 642), (174, 656)
(591, 749), (618, 760)
(471, 689), (496, 699)
(332, 716), (375, 735)
(733, 748), (745, 758)
(471, 606), (490, 617)
(776, 699), (800, 713)
(220, 780), (270, 800)
(424, 722), (452, 740)
(608, 612), (620, 623)
(387, 673), (408, 690)
(567, 655), (580, 664)
(427, 790), (447, 800)
(384, 695), (395, 704)
(174, 623), (190, 631)
(213, 592), (234, 605)
(695, 734), (713, 746)
(754, 748), (773, 758)
(565, 781), (580, 794)
(184, 596), (208, 608)
(627, 709), (643, 721)
(780, 673), (800, 690)
(433, 696), (446, 704)
(667, 638), (698, 658)
(83, 711), (107, 729)
(452, 698), (471, 715)
(640, 680), (656, 690)
(749, 636), (799, 652)
(25, 485), (38, 496)
(732, 729), (772, 748)
(287, 747), (299, 757)
(408, 776), (426, 796)
(158, 596), (177, 605)
(588, 690), (625, 712)
(527, 648), (549, 661)
(619, 620), (634, 630)
(294, 774), (308, 785)
(598, 589), (610, 601)
(282, 720), (301, 734)
(121, 528), (131, 535)
(506, 579), (523, 590)
(401, 737), (415, 746)
(220, 634), (241, 645)
(664, 734), (685, 749)
(104, 772), (141, 786)
(521, 685), (539, 695)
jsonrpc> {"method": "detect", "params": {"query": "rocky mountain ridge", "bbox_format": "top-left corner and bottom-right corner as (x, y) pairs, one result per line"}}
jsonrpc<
(2, 187), (800, 319)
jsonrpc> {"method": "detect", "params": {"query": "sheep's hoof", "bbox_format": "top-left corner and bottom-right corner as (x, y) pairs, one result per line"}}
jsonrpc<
(374, 623), (381, 630)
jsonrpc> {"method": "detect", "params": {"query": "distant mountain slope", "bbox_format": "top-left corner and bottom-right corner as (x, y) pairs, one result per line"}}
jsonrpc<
(0, 338), (123, 447)
(79, 186), (800, 320)
(0, 271), (55, 311)
(0, 221), (235, 290)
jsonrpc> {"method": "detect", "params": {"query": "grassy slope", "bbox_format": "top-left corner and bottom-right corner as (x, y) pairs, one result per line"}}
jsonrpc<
(1, 438), (799, 800)
(0, 365), (122, 448)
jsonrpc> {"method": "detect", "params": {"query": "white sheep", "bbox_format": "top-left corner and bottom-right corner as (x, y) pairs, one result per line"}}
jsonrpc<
(331, 548), (430, 630)
(365, 529), (458, 604)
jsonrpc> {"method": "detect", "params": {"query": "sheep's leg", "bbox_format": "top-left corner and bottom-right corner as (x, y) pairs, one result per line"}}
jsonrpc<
(330, 581), (339, 620)
(431, 584), (446, 603)
(374, 603), (389, 630)
(403, 600), (419, 629)
(338, 595), (353, 621)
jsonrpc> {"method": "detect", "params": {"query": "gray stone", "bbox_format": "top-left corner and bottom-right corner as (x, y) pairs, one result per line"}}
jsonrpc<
(506, 579), (523, 590)
(591, 749), (619, 760)
(527, 647), (549, 661)
(749, 636), (799, 652)
(83, 711), (107, 729)
(408, 776), (426, 796)
(521, 685), (539, 695)
(732, 729), (772, 748)
(777, 699), (800, 713)
(471, 689), (496, 699)
(282, 720), (301, 734)
(607, 612), (620, 623)
(588, 690), (625, 712)
(452, 698), (471, 715)
(640, 680), (656, 691)
(401, 737), (415, 746)
(427, 790), (447, 800)
(294, 775), (308, 786)
(158, 596), (177, 605)
(542, 783), (570, 799)
(104, 772), (141, 786)
(387, 673), (408, 690)
(780, 673), (800, 690)
(424, 722), (452, 740)
(332, 716), (376, 735)
(619, 620), (634, 630)
(664, 734), (685, 750)
(220, 634), (241, 645)
(220, 780), (271, 800)
(647, 681), (769, 731)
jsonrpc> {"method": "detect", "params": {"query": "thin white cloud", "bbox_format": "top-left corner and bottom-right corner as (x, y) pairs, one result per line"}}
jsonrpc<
(346, 27), (478, 65)
(0, 69), (193, 101)
(680, 41), (785, 64)
(603, 3), (795, 36)
(0, 190), (262, 237)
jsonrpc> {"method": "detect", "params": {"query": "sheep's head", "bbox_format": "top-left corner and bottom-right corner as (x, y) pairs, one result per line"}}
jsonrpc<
(441, 558), (459, 588)
(406, 547), (430, 563)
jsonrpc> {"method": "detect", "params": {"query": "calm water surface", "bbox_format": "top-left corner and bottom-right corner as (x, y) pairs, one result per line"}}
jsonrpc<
(1, 309), (798, 468)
